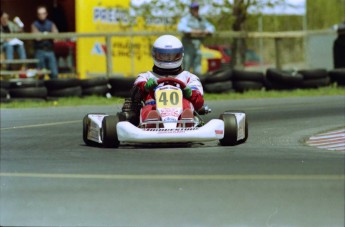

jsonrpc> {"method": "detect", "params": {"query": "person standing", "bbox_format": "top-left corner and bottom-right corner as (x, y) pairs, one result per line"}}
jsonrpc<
(31, 5), (59, 79)
(333, 21), (345, 68)
(0, 11), (27, 61)
(177, 2), (215, 75)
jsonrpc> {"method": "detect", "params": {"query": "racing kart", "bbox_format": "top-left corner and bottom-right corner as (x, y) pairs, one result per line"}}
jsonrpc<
(83, 77), (248, 148)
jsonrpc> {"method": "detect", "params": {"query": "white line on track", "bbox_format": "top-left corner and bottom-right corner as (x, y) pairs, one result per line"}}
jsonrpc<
(0, 120), (80, 130)
(0, 173), (344, 181)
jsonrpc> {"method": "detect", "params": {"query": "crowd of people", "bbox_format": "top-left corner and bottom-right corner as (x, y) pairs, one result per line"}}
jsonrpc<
(0, 6), (59, 78)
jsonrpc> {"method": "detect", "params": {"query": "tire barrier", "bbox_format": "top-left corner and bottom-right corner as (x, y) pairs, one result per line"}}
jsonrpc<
(0, 68), (342, 103)
(80, 77), (110, 97)
(109, 77), (136, 97)
(232, 70), (264, 92)
(45, 78), (82, 98)
(329, 68), (345, 86)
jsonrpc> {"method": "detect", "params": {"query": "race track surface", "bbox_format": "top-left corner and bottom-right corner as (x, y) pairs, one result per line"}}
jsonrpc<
(1, 96), (344, 226)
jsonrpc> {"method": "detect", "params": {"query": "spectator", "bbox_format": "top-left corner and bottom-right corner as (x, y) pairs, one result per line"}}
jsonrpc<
(31, 5), (59, 79)
(333, 21), (345, 68)
(0, 11), (27, 61)
(177, 2), (215, 75)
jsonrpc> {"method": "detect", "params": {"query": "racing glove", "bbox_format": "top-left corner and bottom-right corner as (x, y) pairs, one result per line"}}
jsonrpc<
(144, 78), (158, 91)
(183, 86), (192, 99)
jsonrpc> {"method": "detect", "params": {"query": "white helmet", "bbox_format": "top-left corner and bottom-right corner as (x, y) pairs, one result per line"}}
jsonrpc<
(152, 35), (184, 69)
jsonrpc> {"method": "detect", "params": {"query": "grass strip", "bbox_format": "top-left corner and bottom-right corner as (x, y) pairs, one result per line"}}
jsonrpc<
(1, 86), (344, 109)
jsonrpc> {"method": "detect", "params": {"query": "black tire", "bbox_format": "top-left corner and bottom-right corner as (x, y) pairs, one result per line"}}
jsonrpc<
(204, 69), (232, 83)
(266, 68), (303, 86)
(297, 69), (328, 80)
(9, 87), (48, 98)
(264, 78), (296, 90)
(299, 77), (331, 88)
(102, 115), (120, 148)
(44, 78), (80, 89)
(48, 86), (82, 97)
(1, 88), (8, 98)
(0, 80), (11, 89)
(233, 70), (264, 82)
(219, 112), (248, 146)
(109, 77), (136, 91)
(80, 77), (109, 88)
(82, 85), (109, 96)
(329, 68), (345, 85)
(204, 81), (233, 93)
(9, 79), (45, 88)
(233, 81), (263, 92)
(83, 114), (102, 147)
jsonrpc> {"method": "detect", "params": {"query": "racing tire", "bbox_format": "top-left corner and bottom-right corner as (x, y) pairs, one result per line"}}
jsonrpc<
(233, 81), (264, 92)
(9, 79), (45, 88)
(44, 78), (80, 89)
(102, 115), (120, 148)
(219, 112), (248, 146)
(204, 81), (233, 93)
(82, 85), (109, 96)
(264, 78), (296, 90)
(48, 86), (82, 97)
(233, 70), (264, 82)
(83, 114), (102, 147)
(9, 87), (48, 98)
(297, 69), (328, 80)
(204, 69), (233, 83)
(80, 77), (109, 88)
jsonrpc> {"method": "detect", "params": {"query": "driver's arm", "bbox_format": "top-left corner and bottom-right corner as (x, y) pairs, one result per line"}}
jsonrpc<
(186, 75), (204, 110)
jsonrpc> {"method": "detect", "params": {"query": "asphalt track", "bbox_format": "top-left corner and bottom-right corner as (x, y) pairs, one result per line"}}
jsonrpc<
(0, 95), (344, 226)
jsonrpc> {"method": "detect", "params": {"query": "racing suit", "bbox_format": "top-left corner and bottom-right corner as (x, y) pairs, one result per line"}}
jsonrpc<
(134, 68), (204, 122)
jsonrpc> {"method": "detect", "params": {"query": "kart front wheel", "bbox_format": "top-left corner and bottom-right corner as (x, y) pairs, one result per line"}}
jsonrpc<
(219, 112), (248, 146)
(102, 115), (120, 148)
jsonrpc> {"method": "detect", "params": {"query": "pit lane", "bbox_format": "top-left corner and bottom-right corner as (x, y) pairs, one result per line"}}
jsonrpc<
(1, 96), (344, 226)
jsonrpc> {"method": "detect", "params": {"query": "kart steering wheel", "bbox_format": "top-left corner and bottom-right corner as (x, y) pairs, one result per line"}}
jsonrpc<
(157, 77), (186, 89)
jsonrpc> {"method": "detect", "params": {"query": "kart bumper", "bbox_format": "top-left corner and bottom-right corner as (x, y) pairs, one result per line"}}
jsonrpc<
(117, 119), (224, 143)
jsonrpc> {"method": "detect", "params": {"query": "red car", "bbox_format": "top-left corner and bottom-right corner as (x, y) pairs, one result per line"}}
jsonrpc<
(207, 45), (262, 67)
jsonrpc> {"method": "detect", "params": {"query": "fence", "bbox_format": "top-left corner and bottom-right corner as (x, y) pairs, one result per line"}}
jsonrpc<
(1, 29), (338, 78)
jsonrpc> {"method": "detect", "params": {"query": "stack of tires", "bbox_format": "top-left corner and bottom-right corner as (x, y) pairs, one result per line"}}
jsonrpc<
(0, 80), (10, 102)
(297, 69), (330, 88)
(202, 69), (233, 93)
(80, 77), (110, 97)
(45, 78), (82, 98)
(8, 79), (47, 101)
(328, 68), (345, 86)
(109, 77), (136, 97)
(265, 68), (303, 90)
(232, 70), (264, 92)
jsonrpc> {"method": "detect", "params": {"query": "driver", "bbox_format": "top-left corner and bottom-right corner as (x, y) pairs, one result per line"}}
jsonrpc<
(134, 34), (204, 126)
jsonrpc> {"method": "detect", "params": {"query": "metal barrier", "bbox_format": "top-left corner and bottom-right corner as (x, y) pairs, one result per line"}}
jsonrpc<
(1, 30), (336, 77)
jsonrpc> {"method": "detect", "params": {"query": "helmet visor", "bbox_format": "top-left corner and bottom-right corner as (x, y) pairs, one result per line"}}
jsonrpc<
(152, 47), (183, 62)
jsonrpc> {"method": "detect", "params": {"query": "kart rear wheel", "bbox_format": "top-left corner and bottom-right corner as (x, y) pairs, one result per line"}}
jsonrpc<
(102, 115), (120, 148)
(83, 114), (100, 147)
(219, 113), (248, 146)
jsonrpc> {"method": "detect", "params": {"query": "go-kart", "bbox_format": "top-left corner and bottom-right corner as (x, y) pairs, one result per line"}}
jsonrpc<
(83, 77), (248, 148)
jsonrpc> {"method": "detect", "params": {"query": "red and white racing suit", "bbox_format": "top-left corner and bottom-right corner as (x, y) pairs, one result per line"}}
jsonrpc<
(134, 70), (204, 121)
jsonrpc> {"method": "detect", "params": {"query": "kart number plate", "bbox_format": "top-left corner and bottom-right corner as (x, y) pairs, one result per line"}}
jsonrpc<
(156, 90), (183, 109)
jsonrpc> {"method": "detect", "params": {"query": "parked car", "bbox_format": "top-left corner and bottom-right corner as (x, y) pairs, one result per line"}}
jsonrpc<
(206, 45), (262, 67)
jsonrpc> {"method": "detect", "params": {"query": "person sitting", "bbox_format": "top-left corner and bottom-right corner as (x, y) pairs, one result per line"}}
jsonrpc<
(0, 11), (27, 62)
(134, 35), (204, 127)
